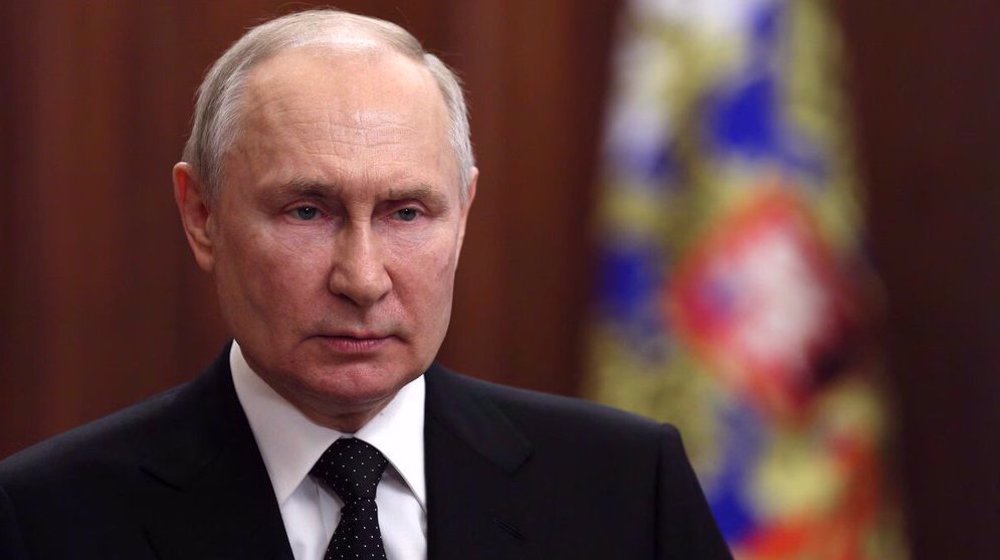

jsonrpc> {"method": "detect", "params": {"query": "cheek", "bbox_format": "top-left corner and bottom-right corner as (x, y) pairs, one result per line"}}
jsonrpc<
(391, 228), (458, 271)
(387, 233), (459, 301)
(218, 226), (330, 317)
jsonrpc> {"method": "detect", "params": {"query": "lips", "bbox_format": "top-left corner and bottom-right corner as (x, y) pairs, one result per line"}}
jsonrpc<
(316, 333), (395, 354)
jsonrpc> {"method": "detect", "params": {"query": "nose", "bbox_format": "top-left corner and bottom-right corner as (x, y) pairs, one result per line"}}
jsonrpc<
(328, 224), (392, 307)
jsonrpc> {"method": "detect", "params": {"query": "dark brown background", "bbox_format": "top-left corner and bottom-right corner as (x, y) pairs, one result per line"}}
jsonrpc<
(1, 1), (997, 557)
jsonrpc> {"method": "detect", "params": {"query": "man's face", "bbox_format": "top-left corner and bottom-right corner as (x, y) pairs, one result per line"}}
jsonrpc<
(195, 48), (474, 429)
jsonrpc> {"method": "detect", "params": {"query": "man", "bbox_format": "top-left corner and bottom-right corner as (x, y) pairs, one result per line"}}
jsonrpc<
(0, 9), (730, 559)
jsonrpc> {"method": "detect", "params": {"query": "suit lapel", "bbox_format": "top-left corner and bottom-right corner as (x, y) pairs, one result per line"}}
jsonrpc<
(138, 349), (294, 560)
(424, 364), (545, 560)
(134, 355), (543, 559)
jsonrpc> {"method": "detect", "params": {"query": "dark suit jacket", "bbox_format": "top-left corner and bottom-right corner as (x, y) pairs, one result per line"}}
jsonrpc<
(0, 349), (730, 559)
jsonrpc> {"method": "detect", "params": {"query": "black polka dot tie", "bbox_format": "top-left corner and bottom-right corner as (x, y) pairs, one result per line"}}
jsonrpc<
(310, 438), (389, 560)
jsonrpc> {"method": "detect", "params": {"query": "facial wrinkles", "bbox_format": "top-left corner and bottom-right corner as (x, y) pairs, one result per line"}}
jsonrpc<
(234, 220), (393, 341)
(234, 51), (459, 196)
(330, 109), (417, 145)
(240, 112), (434, 198)
(219, 196), (446, 344)
(220, 51), (462, 325)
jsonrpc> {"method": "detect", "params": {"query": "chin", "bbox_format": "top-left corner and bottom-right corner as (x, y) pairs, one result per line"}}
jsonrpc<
(303, 361), (414, 408)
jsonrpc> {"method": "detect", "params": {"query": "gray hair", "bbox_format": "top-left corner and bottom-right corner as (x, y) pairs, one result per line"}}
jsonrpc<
(182, 9), (475, 202)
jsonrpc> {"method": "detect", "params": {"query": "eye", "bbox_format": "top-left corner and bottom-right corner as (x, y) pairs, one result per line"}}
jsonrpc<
(293, 206), (320, 221)
(395, 208), (421, 222)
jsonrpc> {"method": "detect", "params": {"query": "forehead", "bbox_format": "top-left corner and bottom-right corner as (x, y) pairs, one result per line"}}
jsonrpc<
(226, 46), (455, 190)
(247, 44), (444, 117)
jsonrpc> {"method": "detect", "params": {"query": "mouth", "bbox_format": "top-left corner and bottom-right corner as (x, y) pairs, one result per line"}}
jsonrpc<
(315, 333), (395, 354)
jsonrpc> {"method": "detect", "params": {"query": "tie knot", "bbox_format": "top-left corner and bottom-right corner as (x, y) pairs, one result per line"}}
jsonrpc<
(310, 438), (388, 503)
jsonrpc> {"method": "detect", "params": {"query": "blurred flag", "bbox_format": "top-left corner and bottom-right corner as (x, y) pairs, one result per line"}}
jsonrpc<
(585, 0), (907, 557)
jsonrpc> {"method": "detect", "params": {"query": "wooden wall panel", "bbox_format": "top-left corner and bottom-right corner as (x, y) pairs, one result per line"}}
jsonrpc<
(440, 0), (621, 395)
(838, 2), (1000, 558)
(0, 0), (46, 457)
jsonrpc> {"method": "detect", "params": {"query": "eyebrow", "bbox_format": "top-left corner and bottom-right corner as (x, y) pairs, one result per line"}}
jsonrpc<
(387, 185), (450, 209)
(273, 179), (338, 198)
(269, 179), (451, 209)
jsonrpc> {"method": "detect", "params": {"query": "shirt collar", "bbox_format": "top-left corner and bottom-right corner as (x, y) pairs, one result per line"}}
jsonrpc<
(229, 341), (426, 510)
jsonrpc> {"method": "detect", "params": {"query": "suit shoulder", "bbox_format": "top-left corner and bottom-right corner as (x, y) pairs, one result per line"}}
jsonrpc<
(0, 382), (186, 488)
(428, 365), (677, 446)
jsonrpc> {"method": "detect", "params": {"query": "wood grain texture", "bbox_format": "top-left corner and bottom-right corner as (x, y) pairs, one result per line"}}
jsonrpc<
(837, 1), (1000, 557)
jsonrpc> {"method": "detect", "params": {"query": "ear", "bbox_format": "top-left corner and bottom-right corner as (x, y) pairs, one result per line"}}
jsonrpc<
(456, 166), (478, 257)
(173, 162), (216, 272)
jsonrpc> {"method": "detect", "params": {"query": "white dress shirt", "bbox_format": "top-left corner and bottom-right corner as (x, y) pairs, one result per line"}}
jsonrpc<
(230, 341), (427, 560)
